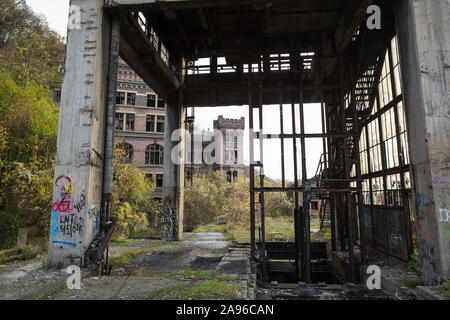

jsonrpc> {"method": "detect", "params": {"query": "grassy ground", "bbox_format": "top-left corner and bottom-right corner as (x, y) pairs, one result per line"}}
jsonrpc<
(435, 282), (450, 298)
(149, 280), (241, 300)
(194, 215), (331, 244)
(109, 248), (143, 267)
(129, 267), (241, 300)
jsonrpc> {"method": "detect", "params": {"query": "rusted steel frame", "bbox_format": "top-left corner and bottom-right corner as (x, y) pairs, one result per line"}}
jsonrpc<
(350, 54), (367, 265)
(278, 67), (286, 188)
(299, 90), (311, 283)
(258, 89), (268, 281)
(373, 58), (390, 256)
(325, 102), (337, 251)
(310, 178), (360, 182)
(184, 85), (353, 92)
(387, 39), (412, 257)
(248, 73), (256, 261)
(343, 56), (355, 280)
(290, 91), (301, 279)
(336, 63), (346, 252)
(364, 119), (376, 248)
(320, 90), (328, 182)
(338, 56), (355, 280)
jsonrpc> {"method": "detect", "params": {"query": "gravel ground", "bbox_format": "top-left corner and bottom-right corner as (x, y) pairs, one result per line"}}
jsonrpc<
(0, 232), (252, 300)
(0, 255), (71, 300)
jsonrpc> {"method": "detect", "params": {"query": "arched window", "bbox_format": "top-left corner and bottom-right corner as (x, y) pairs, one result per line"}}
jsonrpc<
(117, 143), (134, 164)
(145, 144), (164, 165)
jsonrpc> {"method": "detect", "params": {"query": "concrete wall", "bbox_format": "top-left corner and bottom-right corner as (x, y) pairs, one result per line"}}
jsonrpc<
(48, 0), (111, 267)
(162, 99), (185, 241)
(395, 0), (450, 284)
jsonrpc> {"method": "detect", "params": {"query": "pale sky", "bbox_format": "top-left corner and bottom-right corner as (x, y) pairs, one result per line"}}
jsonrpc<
(26, 0), (70, 39)
(25, 0), (324, 181)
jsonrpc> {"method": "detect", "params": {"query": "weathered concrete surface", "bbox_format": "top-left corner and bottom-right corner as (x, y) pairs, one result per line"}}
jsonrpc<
(162, 101), (186, 241)
(395, 0), (450, 284)
(184, 232), (229, 250)
(49, 0), (112, 267)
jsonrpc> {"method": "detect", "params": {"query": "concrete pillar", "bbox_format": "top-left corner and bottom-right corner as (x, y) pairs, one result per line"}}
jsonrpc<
(395, 0), (450, 284)
(162, 91), (185, 241)
(48, 0), (111, 267)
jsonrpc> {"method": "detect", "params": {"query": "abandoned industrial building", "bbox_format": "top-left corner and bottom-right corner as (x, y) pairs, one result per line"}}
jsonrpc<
(47, 0), (449, 298)
(115, 58), (166, 198)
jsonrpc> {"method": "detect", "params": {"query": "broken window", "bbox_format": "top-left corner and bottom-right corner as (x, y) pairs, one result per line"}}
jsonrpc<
(147, 94), (156, 107)
(146, 115), (155, 132)
(270, 53), (290, 71)
(161, 43), (169, 65)
(116, 92), (125, 105)
(119, 143), (133, 164)
(126, 114), (135, 131)
(371, 176), (385, 205)
(146, 144), (164, 165)
(386, 173), (402, 207)
(127, 93), (136, 106)
(157, 97), (165, 109)
(115, 113), (124, 131)
(156, 174), (163, 188)
(156, 116), (165, 133)
(300, 52), (315, 70)
(226, 151), (236, 163)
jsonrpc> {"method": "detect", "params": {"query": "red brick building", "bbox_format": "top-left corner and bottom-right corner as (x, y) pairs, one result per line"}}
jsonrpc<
(114, 58), (165, 199)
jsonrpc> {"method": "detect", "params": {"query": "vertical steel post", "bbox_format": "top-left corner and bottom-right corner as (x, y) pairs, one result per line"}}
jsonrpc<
(258, 90), (267, 281)
(299, 90), (311, 283)
(103, 15), (121, 223)
(349, 56), (367, 265)
(340, 56), (355, 281)
(291, 92), (301, 279)
(325, 101), (337, 251)
(248, 74), (256, 261)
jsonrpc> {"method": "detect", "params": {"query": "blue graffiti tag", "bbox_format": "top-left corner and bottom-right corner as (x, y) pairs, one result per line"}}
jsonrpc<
(49, 210), (60, 239)
(52, 241), (77, 247)
(416, 194), (430, 207)
(92, 218), (99, 234)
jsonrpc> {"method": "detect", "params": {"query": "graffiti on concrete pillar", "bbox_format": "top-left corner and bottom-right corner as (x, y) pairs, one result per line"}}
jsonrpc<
(418, 238), (434, 263)
(415, 193), (430, 208)
(161, 200), (178, 241)
(432, 175), (449, 186)
(88, 207), (100, 234)
(50, 176), (86, 248)
(439, 208), (449, 222)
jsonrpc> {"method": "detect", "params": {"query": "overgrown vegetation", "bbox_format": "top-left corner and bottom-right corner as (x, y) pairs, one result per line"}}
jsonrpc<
(407, 249), (419, 273)
(184, 169), (294, 234)
(403, 279), (424, 289)
(109, 248), (143, 267)
(112, 146), (163, 238)
(0, 1), (161, 248)
(0, 1), (64, 248)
